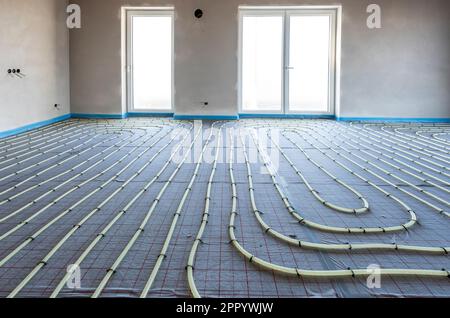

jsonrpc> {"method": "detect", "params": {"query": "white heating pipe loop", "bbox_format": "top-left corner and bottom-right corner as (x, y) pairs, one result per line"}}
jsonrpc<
(0, 127), (149, 202)
(262, 130), (369, 214)
(0, 127), (153, 224)
(349, 123), (450, 170)
(248, 128), (417, 234)
(187, 123), (224, 298)
(236, 122), (449, 253)
(139, 122), (220, 298)
(228, 126), (449, 281)
(6, 124), (188, 297)
(294, 126), (450, 218)
(48, 125), (192, 298)
(90, 122), (203, 298)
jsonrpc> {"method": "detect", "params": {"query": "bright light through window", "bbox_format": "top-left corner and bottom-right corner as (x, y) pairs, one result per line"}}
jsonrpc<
(240, 9), (335, 114)
(289, 15), (331, 112)
(242, 16), (283, 112)
(132, 15), (172, 110)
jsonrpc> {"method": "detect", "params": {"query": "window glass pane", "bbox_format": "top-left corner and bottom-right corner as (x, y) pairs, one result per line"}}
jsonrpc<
(289, 15), (330, 112)
(132, 15), (172, 110)
(242, 16), (283, 112)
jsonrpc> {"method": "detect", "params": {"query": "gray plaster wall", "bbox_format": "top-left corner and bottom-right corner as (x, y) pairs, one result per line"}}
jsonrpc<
(67, 1), (450, 118)
(0, 0), (70, 132)
(341, 0), (450, 119)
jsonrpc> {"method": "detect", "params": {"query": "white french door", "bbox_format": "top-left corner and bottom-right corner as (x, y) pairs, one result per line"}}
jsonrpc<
(239, 8), (337, 115)
(127, 9), (174, 112)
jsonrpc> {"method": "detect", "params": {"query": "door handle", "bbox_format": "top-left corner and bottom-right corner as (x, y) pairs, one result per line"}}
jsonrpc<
(285, 66), (294, 70)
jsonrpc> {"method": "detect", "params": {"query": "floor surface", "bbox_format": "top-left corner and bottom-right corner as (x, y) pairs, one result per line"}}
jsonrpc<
(0, 118), (449, 298)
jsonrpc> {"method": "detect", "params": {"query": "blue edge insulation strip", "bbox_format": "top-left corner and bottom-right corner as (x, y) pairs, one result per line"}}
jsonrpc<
(1, 112), (449, 139)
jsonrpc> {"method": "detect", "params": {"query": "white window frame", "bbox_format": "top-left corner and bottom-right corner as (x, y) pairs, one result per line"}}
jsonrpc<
(238, 6), (341, 116)
(125, 8), (175, 113)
